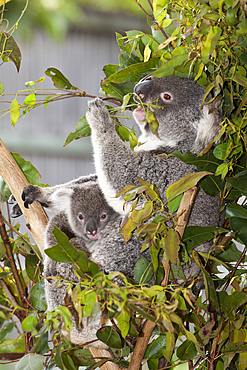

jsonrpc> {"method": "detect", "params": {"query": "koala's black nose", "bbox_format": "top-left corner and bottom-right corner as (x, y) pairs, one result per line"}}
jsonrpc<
(86, 219), (98, 236)
(134, 77), (154, 103)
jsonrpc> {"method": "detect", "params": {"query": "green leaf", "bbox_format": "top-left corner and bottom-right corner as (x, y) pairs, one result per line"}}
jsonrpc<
(182, 226), (227, 251)
(10, 98), (20, 126)
(102, 59), (158, 85)
(30, 280), (47, 311)
(0, 335), (25, 353)
(45, 227), (77, 263)
(15, 354), (44, 370)
(0, 178), (11, 203)
(226, 203), (247, 219)
(24, 93), (36, 106)
(82, 291), (97, 317)
(64, 115), (91, 146)
(222, 342), (247, 354)
(193, 251), (220, 313)
(67, 348), (95, 367)
(152, 54), (188, 77)
(116, 307), (130, 338)
(12, 152), (47, 187)
(45, 67), (77, 90)
(97, 326), (124, 348)
(54, 306), (72, 332)
(227, 170), (247, 193)
(166, 171), (213, 202)
(213, 143), (231, 160)
(177, 340), (197, 360)
(25, 255), (43, 283)
(0, 32), (21, 72)
(144, 335), (167, 359)
(21, 315), (38, 332)
(198, 320), (215, 345)
(161, 229), (180, 265)
(201, 26), (222, 64)
(45, 227), (98, 274)
(0, 322), (15, 342)
(218, 291), (247, 320)
(215, 163), (229, 179)
(168, 193), (183, 213)
(134, 257), (154, 284)
(230, 217), (247, 246)
(165, 332), (175, 361)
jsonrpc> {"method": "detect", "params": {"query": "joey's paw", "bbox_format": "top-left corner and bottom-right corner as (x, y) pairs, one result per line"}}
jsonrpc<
(22, 184), (43, 208)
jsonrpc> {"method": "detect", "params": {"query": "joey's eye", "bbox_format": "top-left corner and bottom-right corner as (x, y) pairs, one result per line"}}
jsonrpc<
(78, 213), (84, 220)
(160, 92), (173, 102)
(100, 213), (107, 221)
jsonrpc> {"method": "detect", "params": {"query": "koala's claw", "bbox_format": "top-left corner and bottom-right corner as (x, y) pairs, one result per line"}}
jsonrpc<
(10, 204), (23, 218)
(22, 184), (41, 208)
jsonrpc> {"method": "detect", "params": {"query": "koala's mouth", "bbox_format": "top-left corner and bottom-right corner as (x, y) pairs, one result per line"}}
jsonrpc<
(86, 232), (100, 240)
(133, 106), (146, 123)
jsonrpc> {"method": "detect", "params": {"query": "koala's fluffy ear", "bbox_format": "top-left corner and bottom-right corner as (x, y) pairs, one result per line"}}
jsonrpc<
(193, 105), (221, 153)
(50, 188), (74, 211)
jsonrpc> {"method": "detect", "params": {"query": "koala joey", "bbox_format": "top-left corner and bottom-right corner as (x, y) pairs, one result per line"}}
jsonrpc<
(41, 181), (147, 348)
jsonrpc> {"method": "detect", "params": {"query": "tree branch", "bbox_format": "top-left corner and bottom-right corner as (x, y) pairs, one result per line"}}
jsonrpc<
(0, 138), (48, 254)
(0, 211), (26, 309)
(128, 187), (198, 370)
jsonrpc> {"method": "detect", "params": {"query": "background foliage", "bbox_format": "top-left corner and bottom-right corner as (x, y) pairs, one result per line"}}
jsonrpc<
(0, 0), (247, 369)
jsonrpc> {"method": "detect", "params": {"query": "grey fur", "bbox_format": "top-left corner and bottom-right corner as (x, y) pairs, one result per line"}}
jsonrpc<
(22, 75), (222, 347)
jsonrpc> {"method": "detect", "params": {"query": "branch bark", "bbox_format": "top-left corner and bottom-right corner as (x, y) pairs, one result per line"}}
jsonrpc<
(0, 139), (120, 369)
(0, 139), (48, 254)
(128, 186), (198, 370)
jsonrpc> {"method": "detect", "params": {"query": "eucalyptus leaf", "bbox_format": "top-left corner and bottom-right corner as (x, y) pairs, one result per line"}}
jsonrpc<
(30, 280), (47, 311)
(96, 326), (124, 348)
(64, 115), (91, 146)
(45, 67), (77, 90)
(134, 257), (154, 284)
(177, 340), (197, 360)
(15, 354), (44, 370)
(0, 32), (21, 72)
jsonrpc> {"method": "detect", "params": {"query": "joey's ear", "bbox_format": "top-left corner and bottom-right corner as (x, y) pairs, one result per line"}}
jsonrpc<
(50, 188), (74, 211)
(193, 105), (221, 153)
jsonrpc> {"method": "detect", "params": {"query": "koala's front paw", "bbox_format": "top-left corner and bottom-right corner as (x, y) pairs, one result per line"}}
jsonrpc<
(22, 184), (48, 209)
(88, 97), (106, 111)
(86, 98), (113, 132)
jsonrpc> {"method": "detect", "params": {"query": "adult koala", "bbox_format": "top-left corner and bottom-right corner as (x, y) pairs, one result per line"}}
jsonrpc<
(86, 76), (221, 221)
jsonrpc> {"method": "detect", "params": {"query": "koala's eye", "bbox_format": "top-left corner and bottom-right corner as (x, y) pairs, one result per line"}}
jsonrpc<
(160, 92), (173, 102)
(100, 213), (107, 221)
(78, 213), (84, 220)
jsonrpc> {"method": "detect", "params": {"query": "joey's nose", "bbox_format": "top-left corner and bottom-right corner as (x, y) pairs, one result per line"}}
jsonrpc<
(134, 78), (154, 103)
(86, 219), (97, 236)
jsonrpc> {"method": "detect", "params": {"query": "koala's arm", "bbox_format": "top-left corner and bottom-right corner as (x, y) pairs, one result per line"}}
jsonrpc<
(86, 99), (154, 213)
(86, 98), (172, 214)
(22, 174), (97, 212)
